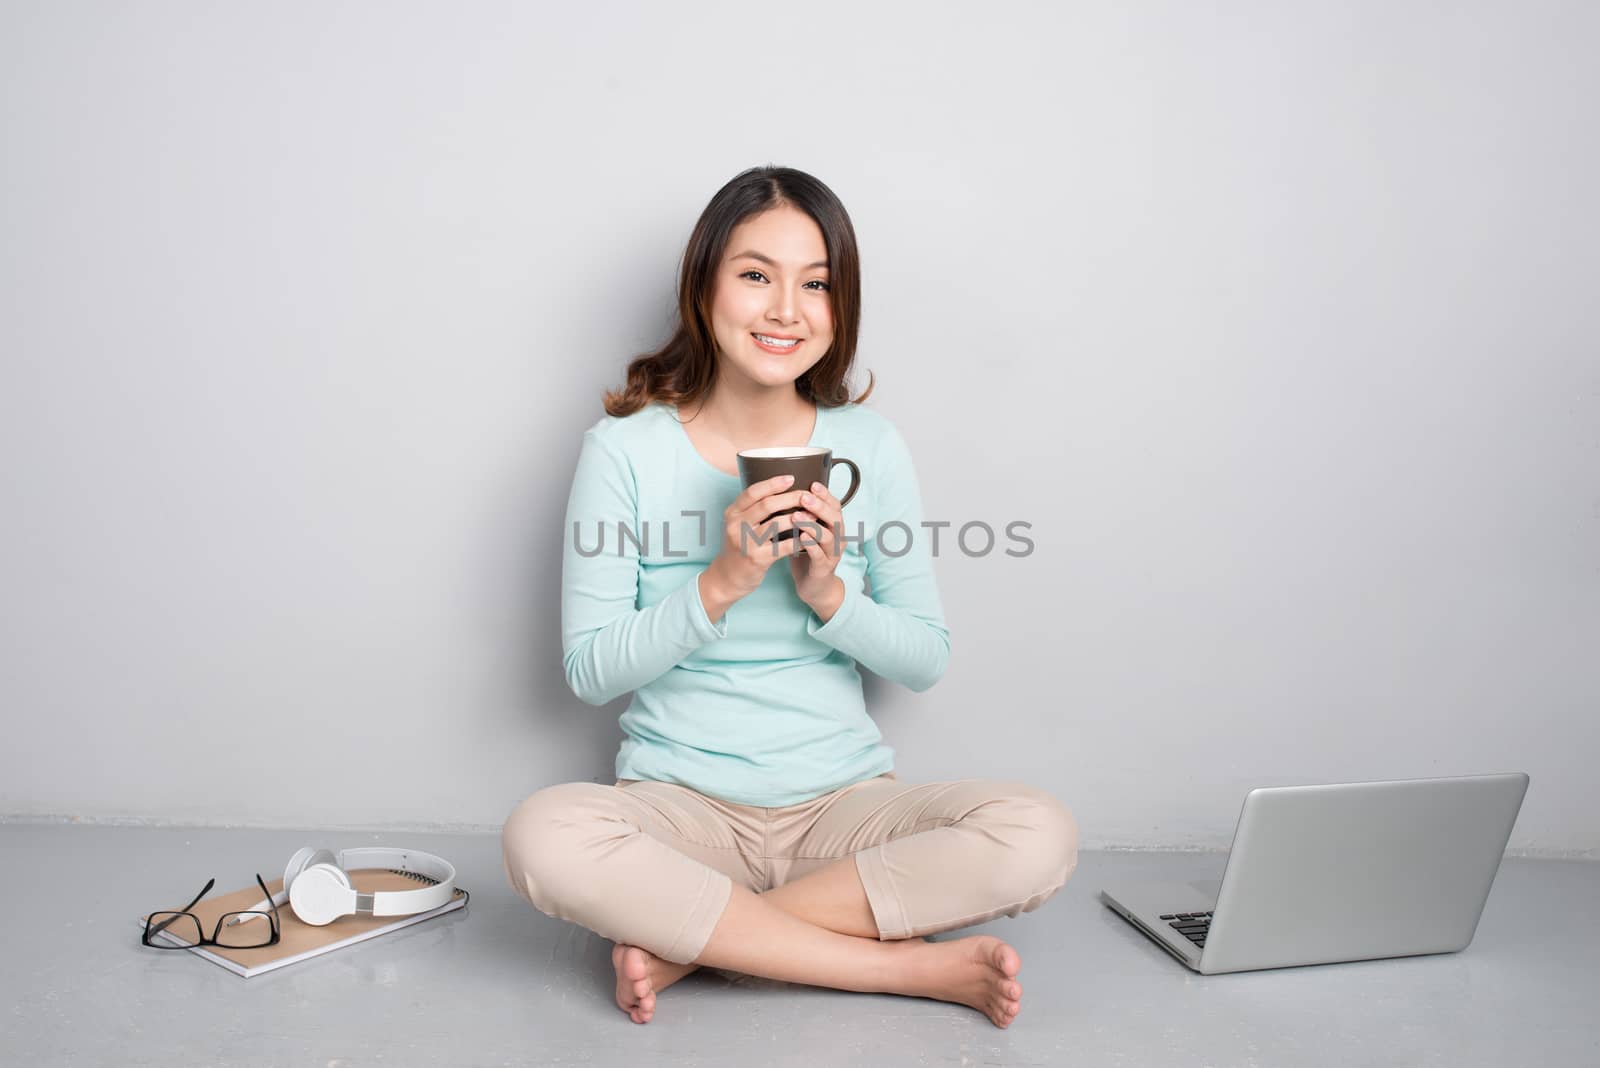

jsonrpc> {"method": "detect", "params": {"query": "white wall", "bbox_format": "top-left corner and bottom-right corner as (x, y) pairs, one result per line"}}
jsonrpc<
(2, 1), (1594, 853)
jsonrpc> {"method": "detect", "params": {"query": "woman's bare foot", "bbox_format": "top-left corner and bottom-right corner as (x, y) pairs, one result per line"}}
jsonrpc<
(611, 943), (673, 1024)
(611, 936), (940, 1024)
(896, 934), (1024, 1028)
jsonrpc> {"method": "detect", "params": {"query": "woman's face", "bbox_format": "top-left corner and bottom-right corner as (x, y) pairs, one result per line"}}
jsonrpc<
(708, 205), (834, 392)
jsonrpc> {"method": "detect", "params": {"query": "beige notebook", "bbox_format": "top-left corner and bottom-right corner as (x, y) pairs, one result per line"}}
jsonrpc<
(136, 870), (469, 977)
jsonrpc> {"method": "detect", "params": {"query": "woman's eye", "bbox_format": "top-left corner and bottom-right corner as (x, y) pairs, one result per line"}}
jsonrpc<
(738, 270), (827, 291)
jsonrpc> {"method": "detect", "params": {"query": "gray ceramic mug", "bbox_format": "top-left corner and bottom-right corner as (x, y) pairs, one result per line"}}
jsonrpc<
(736, 446), (862, 541)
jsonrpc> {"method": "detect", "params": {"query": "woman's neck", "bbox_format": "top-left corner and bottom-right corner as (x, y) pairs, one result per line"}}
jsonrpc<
(680, 385), (814, 446)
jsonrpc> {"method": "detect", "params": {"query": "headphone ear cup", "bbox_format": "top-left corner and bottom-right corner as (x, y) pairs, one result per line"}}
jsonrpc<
(285, 847), (337, 892)
(288, 863), (354, 926)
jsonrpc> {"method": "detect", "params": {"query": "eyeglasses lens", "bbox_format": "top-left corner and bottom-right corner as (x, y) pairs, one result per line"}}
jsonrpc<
(146, 911), (203, 947)
(214, 913), (276, 948)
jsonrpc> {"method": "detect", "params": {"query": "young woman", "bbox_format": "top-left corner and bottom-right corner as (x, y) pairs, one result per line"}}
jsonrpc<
(502, 166), (1078, 1029)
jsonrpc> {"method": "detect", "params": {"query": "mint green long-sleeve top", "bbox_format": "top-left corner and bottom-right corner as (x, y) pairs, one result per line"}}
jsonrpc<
(560, 399), (950, 806)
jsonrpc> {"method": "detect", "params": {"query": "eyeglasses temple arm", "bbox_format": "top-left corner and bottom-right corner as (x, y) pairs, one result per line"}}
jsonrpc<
(147, 876), (215, 938)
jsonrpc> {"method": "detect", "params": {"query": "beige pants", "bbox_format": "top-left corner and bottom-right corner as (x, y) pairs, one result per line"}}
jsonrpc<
(501, 771), (1079, 965)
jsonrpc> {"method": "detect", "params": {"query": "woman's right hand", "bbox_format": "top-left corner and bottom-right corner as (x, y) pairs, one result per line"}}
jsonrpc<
(708, 473), (816, 600)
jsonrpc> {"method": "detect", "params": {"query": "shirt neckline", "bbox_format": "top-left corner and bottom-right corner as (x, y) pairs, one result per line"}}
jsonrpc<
(666, 400), (826, 481)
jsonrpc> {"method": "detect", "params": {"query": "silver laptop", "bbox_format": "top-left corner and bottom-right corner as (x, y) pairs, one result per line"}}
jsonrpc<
(1100, 772), (1529, 974)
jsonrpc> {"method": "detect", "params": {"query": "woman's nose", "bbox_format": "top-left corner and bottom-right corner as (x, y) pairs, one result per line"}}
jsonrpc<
(767, 287), (800, 324)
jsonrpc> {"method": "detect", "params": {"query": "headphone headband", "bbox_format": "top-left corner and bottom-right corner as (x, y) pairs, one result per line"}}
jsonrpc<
(332, 848), (457, 916)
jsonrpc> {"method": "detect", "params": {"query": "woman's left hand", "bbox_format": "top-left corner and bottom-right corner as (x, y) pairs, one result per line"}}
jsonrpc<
(788, 481), (847, 608)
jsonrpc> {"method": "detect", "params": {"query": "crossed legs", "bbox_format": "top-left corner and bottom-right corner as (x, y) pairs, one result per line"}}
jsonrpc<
(505, 778), (1076, 1030)
(612, 853), (1024, 1028)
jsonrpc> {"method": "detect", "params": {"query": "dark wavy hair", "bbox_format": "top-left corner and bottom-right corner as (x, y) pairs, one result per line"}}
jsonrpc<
(602, 166), (875, 417)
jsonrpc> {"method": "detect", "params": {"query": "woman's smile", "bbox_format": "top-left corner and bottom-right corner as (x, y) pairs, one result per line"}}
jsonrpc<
(752, 332), (803, 354)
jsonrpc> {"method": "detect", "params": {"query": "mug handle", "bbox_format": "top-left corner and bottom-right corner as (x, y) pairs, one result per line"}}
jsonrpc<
(830, 457), (861, 508)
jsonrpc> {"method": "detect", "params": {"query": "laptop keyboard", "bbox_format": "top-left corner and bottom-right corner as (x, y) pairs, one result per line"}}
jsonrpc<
(1160, 911), (1213, 948)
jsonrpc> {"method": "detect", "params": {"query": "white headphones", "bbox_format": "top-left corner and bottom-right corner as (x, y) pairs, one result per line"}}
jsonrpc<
(241, 846), (460, 927)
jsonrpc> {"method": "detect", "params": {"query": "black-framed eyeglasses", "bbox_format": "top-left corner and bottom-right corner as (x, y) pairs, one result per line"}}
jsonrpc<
(142, 873), (281, 951)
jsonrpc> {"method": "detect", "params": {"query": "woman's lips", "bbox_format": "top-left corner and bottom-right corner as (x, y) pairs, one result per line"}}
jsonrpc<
(752, 333), (804, 355)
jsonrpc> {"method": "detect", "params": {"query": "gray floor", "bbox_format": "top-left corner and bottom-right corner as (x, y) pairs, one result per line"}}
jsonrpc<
(2, 823), (1595, 1067)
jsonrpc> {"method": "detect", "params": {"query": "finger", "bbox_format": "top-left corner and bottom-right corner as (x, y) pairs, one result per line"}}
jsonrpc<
(752, 513), (810, 556)
(800, 527), (835, 566)
(794, 511), (836, 553)
(736, 505), (819, 556)
(736, 493), (811, 531)
(744, 489), (811, 523)
(810, 482), (846, 514)
(806, 481), (837, 507)
(799, 489), (841, 527)
(736, 508), (800, 548)
(770, 511), (814, 539)
(732, 474), (797, 513)
(778, 525), (808, 558)
(793, 516), (833, 558)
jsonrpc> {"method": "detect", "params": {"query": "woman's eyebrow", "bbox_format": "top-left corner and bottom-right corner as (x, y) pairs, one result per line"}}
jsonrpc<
(729, 249), (829, 270)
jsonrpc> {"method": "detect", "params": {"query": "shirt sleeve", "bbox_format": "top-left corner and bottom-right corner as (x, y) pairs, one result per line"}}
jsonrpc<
(561, 428), (727, 706)
(805, 420), (951, 692)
